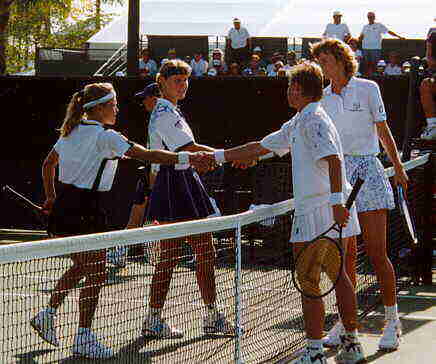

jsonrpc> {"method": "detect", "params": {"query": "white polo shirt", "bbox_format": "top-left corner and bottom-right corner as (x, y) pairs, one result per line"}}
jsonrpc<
(261, 102), (351, 216)
(321, 77), (387, 156)
(148, 98), (195, 170)
(384, 64), (402, 75)
(228, 27), (250, 49)
(54, 121), (131, 191)
(361, 23), (389, 50)
(190, 59), (209, 77)
(323, 23), (350, 41)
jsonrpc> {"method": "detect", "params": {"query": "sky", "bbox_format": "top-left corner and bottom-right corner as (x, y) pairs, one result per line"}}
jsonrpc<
(100, 0), (435, 40)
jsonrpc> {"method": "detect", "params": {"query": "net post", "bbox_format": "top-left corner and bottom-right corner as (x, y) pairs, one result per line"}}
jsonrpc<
(234, 220), (244, 364)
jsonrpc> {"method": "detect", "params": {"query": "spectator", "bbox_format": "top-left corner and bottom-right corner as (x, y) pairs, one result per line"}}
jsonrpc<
(227, 18), (251, 66)
(190, 52), (208, 77)
(375, 59), (387, 76)
(359, 12), (405, 77)
(282, 50), (298, 71)
(384, 52), (402, 75)
(252, 46), (268, 69)
(420, 30), (436, 140)
(208, 48), (228, 74)
(242, 55), (265, 76)
(323, 10), (351, 42)
(161, 48), (178, 66)
(401, 61), (411, 73)
(267, 61), (284, 77)
(266, 52), (282, 74)
(138, 49), (158, 78)
(227, 62), (241, 76)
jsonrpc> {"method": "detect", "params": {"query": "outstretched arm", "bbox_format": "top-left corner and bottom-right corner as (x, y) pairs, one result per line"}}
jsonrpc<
(215, 141), (271, 163)
(42, 148), (58, 212)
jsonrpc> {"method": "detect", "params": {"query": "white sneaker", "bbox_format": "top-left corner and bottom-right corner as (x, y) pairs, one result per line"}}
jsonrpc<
(203, 311), (236, 336)
(420, 125), (436, 140)
(335, 334), (366, 364)
(142, 314), (184, 338)
(292, 347), (327, 364)
(379, 319), (402, 351)
(30, 309), (59, 347)
(106, 246), (127, 268)
(72, 330), (114, 359)
(322, 321), (344, 348)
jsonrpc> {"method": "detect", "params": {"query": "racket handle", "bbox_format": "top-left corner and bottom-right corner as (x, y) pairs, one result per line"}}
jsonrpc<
(345, 177), (364, 210)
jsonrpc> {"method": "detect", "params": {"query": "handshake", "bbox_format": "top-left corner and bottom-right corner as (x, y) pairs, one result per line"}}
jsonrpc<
(181, 150), (257, 174)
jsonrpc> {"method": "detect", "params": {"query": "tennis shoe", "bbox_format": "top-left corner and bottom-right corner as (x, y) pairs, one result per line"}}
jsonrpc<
(30, 309), (59, 347)
(106, 246), (127, 268)
(142, 315), (184, 338)
(379, 319), (402, 351)
(322, 321), (344, 348)
(292, 347), (327, 364)
(335, 334), (365, 364)
(72, 330), (114, 359)
(203, 311), (236, 336)
(420, 125), (436, 140)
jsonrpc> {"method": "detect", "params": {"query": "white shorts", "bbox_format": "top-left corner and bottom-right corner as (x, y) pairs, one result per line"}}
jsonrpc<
(290, 203), (361, 243)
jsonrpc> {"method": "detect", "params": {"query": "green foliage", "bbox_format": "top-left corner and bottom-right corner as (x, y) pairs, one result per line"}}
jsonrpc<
(5, 0), (122, 74)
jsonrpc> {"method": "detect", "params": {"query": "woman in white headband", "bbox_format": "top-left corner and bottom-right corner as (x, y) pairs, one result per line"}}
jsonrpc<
(30, 82), (209, 359)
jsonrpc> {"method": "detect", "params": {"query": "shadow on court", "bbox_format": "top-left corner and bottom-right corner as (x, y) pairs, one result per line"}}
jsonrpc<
(14, 349), (55, 363)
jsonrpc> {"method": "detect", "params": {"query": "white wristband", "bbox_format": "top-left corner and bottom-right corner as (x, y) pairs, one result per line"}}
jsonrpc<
(178, 151), (190, 164)
(214, 149), (226, 164)
(329, 192), (345, 206)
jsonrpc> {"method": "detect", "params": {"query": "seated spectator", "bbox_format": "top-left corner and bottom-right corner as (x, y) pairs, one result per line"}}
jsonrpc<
(402, 61), (411, 73)
(161, 48), (178, 66)
(347, 38), (363, 64)
(208, 48), (228, 74)
(252, 46), (268, 69)
(184, 55), (192, 64)
(190, 52), (208, 77)
(227, 62), (241, 76)
(266, 52), (283, 74)
(267, 61), (284, 76)
(242, 55), (266, 76)
(282, 50), (297, 71)
(138, 49), (158, 78)
(374, 59), (387, 76)
(384, 52), (402, 75)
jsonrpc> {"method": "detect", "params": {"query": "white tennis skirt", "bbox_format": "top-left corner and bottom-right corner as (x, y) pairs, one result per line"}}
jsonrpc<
(290, 203), (361, 243)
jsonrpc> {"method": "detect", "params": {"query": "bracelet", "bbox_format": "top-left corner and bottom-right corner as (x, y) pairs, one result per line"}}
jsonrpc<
(214, 149), (226, 164)
(178, 151), (190, 164)
(329, 192), (345, 206)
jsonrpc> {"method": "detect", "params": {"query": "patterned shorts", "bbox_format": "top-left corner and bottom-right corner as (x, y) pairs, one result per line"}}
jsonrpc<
(344, 155), (395, 213)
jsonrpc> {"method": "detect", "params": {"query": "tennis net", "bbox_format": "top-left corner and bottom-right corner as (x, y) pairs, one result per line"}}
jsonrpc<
(0, 153), (430, 363)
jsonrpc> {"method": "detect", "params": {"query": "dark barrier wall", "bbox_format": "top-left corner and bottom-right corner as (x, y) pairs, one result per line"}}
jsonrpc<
(0, 76), (411, 230)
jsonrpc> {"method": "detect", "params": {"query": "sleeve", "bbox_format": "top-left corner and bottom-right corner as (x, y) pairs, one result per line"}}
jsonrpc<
(155, 110), (195, 151)
(367, 81), (387, 123)
(345, 24), (351, 35)
(260, 123), (291, 157)
(380, 23), (388, 34)
(97, 129), (132, 157)
(301, 117), (340, 162)
(322, 24), (328, 36)
(53, 137), (63, 153)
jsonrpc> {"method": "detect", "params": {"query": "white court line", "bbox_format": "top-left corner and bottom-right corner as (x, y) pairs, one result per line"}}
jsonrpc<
(367, 312), (436, 321)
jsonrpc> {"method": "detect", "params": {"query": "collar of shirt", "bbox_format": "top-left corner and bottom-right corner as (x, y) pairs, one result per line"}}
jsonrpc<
(298, 101), (321, 117)
(81, 120), (104, 127)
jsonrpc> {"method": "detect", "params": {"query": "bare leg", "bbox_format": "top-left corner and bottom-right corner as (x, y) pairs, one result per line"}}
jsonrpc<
(359, 209), (397, 306)
(420, 78), (436, 119)
(344, 235), (357, 289)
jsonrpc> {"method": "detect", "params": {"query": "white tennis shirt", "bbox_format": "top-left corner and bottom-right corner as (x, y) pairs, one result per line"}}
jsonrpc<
(54, 121), (131, 191)
(148, 98), (195, 171)
(321, 77), (387, 156)
(261, 102), (351, 216)
(323, 23), (351, 41)
(361, 23), (388, 50)
(228, 27), (250, 49)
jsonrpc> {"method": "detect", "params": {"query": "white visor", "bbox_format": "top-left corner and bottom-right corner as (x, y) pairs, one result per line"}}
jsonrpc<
(83, 92), (115, 110)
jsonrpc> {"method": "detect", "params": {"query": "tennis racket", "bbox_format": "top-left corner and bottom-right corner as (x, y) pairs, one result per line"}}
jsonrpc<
(2, 185), (49, 229)
(291, 178), (364, 299)
(396, 185), (418, 246)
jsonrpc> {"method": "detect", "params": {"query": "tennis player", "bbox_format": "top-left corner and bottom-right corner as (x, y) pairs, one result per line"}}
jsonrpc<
(205, 62), (365, 364)
(142, 60), (235, 338)
(29, 82), (210, 359)
(311, 38), (408, 351)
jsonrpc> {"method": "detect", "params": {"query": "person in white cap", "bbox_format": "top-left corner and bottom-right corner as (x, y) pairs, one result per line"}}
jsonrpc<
(252, 45), (268, 69)
(384, 52), (402, 76)
(227, 18), (251, 66)
(322, 11), (351, 42)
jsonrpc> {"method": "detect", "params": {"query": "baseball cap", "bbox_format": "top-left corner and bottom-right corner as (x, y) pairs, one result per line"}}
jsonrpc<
(333, 11), (342, 16)
(233, 18), (241, 23)
(377, 60), (387, 67)
(253, 46), (262, 52)
(135, 83), (160, 99)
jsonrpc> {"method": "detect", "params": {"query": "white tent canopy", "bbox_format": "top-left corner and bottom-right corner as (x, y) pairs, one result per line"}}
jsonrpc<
(88, 0), (434, 46)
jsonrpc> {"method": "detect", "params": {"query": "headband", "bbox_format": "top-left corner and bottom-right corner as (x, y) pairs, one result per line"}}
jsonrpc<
(83, 92), (115, 110)
(161, 67), (189, 79)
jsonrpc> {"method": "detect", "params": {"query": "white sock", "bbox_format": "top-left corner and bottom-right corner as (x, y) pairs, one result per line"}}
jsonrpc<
(45, 307), (56, 315)
(385, 304), (399, 321)
(307, 339), (323, 350)
(78, 327), (91, 335)
(427, 117), (436, 127)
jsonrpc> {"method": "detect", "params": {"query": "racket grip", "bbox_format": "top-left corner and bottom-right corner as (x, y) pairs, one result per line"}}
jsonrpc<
(345, 177), (364, 210)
